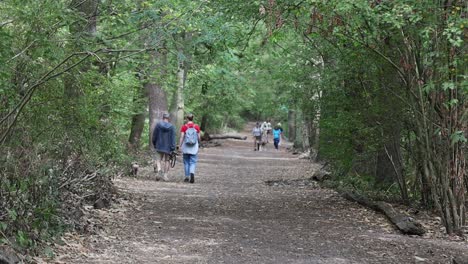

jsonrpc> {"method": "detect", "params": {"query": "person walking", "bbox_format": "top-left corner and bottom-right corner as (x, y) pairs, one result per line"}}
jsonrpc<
(272, 124), (283, 151)
(179, 113), (201, 183)
(152, 113), (176, 181)
(252, 122), (262, 151)
(266, 119), (272, 143)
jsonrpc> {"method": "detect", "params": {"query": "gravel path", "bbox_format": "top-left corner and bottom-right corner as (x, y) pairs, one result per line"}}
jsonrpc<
(55, 128), (467, 264)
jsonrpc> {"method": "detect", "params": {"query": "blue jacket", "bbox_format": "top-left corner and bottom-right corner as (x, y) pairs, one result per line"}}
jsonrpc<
(152, 121), (176, 154)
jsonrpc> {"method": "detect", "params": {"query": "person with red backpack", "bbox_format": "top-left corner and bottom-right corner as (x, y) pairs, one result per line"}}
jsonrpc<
(178, 113), (201, 183)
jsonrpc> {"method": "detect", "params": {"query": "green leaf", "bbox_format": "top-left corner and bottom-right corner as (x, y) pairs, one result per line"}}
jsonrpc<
(0, 222), (7, 231)
(451, 131), (467, 146)
(448, 99), (459, 106)
(8, 210), (17, 221)
(16, 230), (30, 247)
(442, 82), (455, 90)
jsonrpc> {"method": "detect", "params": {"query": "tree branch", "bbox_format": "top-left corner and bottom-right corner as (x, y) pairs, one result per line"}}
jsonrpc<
(0, 52), (93, 144)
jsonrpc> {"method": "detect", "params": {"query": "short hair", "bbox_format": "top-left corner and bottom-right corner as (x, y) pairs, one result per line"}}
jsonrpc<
(186, 113), (194, 121)
(162, 113), (170, 119)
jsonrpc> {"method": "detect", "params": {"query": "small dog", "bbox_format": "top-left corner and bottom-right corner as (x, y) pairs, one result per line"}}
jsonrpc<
(131, 162), (139, 177)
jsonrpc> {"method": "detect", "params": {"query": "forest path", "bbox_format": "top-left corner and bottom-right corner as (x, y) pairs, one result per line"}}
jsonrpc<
(55, 124), (466, 264)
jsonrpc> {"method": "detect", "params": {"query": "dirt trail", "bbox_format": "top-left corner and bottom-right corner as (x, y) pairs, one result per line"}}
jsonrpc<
(54, 125), (467, 264)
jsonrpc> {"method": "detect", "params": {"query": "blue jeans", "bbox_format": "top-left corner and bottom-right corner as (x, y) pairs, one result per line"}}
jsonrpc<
(183, 154), (198, 177)
(274, 138), (280, 149)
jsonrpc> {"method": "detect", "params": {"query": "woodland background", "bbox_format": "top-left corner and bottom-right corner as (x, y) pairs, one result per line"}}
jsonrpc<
(0, 0), (466, 253)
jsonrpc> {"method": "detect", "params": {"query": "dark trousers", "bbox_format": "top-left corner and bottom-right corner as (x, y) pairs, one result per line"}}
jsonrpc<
(274, 138), (280, 149)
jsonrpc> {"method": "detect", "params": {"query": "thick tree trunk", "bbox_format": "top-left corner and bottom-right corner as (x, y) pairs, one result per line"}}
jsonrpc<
(287, 108), (296, 143)
(301, 115), (310, 151)
(128, 113), (145, 150)
(147, 44), (169, 148)
(128, 81), (147, 151)
(147, 81), (168, 149)
(172, 59), (185, 132)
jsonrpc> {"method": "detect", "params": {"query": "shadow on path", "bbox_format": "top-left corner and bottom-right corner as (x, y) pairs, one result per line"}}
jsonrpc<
(54, 124), (466, 264)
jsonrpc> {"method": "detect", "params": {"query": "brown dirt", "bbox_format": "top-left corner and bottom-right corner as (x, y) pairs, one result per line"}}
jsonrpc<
(45, 126), (467, 264)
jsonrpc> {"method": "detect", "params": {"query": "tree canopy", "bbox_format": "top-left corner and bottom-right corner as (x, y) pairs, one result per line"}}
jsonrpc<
(0, 0), (466, 250)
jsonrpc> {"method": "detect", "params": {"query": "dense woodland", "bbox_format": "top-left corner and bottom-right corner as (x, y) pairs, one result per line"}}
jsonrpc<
(0, 0), (466, 252)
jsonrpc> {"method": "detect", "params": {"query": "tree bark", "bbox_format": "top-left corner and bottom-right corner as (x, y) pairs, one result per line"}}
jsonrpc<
(147, 42), (169, 148)
(199, 83), (209, 131)
(301, 114), (310, 151)
(288, 108), (296, 143)
(170, 32), (192, 139)
(128, 79), (147, 151)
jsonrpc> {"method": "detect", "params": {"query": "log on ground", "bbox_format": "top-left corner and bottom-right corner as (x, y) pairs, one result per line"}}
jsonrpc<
(203, 132), (247, 141)
(341, 191), (426, 236)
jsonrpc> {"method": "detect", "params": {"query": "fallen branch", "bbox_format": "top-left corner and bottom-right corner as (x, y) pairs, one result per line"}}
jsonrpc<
(203, 132), (247, 141)
(341, 191), (426, 236)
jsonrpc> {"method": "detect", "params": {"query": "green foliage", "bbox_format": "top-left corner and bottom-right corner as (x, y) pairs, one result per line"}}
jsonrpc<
(0, 0), (466, 250)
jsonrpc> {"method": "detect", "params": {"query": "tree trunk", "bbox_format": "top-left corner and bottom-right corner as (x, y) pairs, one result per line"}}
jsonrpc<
(170, 32), (192, 139)
(128, 79), (147, 151)
(172, 58), (185, 133)
(288, 108), (296, 143)
(301, 114), (310, 151)
(147, 46), (168, 149)
(199, 83), (209, 132)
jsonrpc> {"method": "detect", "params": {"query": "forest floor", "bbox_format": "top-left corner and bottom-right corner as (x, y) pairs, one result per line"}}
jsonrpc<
(43, 124), (468, 264)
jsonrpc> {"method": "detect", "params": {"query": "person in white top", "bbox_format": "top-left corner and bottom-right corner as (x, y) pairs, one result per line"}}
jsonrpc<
(266, 119), (272, 143)
(252, 122), (262, 151)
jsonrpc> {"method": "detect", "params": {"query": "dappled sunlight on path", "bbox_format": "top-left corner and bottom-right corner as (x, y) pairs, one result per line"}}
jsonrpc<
(51, 124), (467, 264)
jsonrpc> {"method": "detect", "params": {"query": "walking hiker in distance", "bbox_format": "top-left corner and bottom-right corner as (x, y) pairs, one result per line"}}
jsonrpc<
(152, 113), (176, 181)
(179, 113), (201, 183)
(272, 124), (283, 151)
(252, 122), (262, 151)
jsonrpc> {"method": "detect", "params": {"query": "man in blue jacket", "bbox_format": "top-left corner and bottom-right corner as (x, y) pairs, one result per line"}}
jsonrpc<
(152, 113), (176, 181)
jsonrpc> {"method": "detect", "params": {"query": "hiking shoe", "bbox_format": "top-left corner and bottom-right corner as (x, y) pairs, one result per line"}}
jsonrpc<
(162, 173), (169, 182)
(189, 173), (194, 183)
(184, 177), (189, 183)
(155, 170), (162, 181)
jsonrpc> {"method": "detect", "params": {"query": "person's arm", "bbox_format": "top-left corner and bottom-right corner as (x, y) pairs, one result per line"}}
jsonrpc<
(179, 132), (185, 148)
(152, 125), (158, 149)
(170, 126), (176, 151)
(178, 125), (185, 148)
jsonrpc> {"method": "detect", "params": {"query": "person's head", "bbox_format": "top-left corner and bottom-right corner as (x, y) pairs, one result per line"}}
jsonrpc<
(256, 122), (260, 127)
(186, 113), (194, 121)
(162, 113), (170, 121)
